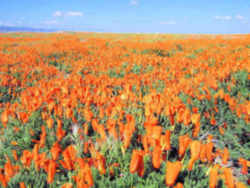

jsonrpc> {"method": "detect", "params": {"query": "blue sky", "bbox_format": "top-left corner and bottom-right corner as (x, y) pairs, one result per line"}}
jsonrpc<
(0, 0), (250, 33)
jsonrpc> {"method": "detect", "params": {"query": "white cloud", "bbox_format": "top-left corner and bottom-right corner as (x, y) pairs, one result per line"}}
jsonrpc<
(53, 11), (83, 17)
(235, 15), (248, 24)
(0, 22), (15, 27)
(53, 11), (63, 17)
(214, 16), (232, 21)
(160, 21), (176, 25)
(130, 0), (138, 6)
(235, 15), (244, 20)
(16, 20), (23, 25)
(66, 11), (83, 17)
(42, 20), (58, 25)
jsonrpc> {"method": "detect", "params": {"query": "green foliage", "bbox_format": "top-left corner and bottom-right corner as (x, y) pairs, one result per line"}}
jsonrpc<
(0, 86), (12, 103)
(186, 53), (197, 59)
(141, 48), (175, 57)
(231, 70), (249, 100)
(48, 59), (72, 74)
(183, 166), (209, 188)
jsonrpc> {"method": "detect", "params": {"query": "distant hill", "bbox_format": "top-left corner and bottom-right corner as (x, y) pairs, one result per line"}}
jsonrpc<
(0, 26), (58, 33)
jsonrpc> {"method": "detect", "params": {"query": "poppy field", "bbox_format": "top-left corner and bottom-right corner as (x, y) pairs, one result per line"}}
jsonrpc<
(0, 32), (249, 187)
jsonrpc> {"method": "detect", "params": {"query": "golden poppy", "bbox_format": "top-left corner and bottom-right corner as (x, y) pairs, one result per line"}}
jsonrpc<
(152, 145), (162, 169)
(209, 164), (219, 188)
(47, 160), (57, 184)
(165, 161), (182, 186)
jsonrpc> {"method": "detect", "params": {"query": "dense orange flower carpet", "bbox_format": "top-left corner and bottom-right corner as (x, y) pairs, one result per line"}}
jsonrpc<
(0, 33), (249, 187)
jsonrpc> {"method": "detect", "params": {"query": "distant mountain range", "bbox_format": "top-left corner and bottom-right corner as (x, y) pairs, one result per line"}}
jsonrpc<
(0, 26), (58, 33)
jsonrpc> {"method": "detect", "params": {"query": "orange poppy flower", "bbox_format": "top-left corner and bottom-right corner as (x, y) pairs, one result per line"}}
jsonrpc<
(178, 134), (191, 158)
(19, 111), (29, 124)
(191, 113), (200, 126)
(32, 144), (41, 170)
(62, 145), (77, 170)
(188, 140), (201, 171)
(174, 183), (183, 188)
(46, 117), (54, 129)
(210, 115), (216, 126)
(84, 165), (94, 186)
(151, 125), (162, 140)
(1, 110), (9, 127)
(50, 142), (61, 160)
(47, 160), (57, 184)
(20, 150), (32, 167)
(56, 119), (65, 141)
(11, 141), (17, 146)
(238, 158), (248, 175)
(206, 142), (214, 163)
(4, 157), (15, 182)
(142, 136), (149, 153)
(61, 182), (73, 188)
(223, 168), (235, 188)
(209, 164), (219, 188)
(165, 161), (182, 187)
(192, 122), (200, 138)
(152, 145), (162, 169)
(130, 150), (144, 176)
(47, 99), (55, 112)
(219, 126), (225, 135)
(199, 143), (207, 163)
(12, 150), (18, 161)
(39, 126), (46, 148)
(222, 148), (229, 165)
(19, 182), (26, 188)
(97, 124), (107, 140)
(96, 153), (106, 175)
(235, 181), (247, 188)
(0, 172), (7, 187)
